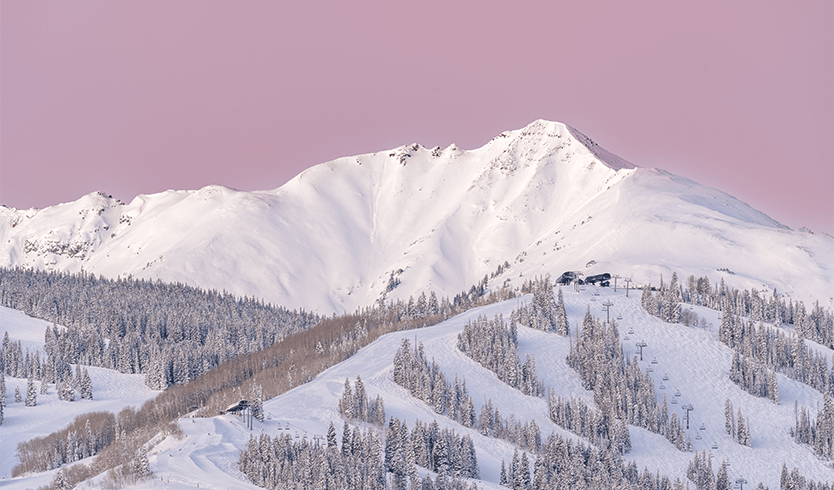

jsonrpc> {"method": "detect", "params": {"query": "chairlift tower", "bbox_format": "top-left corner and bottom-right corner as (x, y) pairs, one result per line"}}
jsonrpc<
(613, 275), (620, 292)
(682, 404), (694, 429)
(602, 301), (614, 324)
(635, 340), (647, 361)
(735, 478), (748, 490)
(624, 278), (633, 297)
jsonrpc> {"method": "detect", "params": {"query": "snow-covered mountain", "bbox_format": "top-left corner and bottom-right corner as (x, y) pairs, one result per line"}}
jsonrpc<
(2, 120), (831, 313)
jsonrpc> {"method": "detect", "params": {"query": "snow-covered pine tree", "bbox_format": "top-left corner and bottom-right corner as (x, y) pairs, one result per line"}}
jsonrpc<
(556, 288), (569, 336)
(737, 407), (750, 446)
(327, 421), (337, 449)
(518, 451), (531, 490)
(25, 373), (36, 407)
(341, 421), (351, 458)
(251, 385), (263, 422)
(500, 460), (508, 486)
(716, 461), (730, 490)
(80, 368), (93, 400)
(668, 272), (682, 323)
(14, 385), (21, 403)
(136, 447), (151, 478)
(725, 398), (735, 437)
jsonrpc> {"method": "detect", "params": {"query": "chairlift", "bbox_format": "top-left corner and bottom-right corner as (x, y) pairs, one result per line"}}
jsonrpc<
(628, 328), (634, 334)
(623, 335), (630, 340)
(659, 383), (666, 389)
(711, 443), (718, 450)
(671, 398), (678, 405)
(699, 424), (706, 431)
(651, 357), (658, 364)
(648, 367), (654, 372)
(591, 297), (596, 302)
(675, 390), (681, 397)
(617, 315), (623, 320)
(662, 374), (669, 381)
(695, 434), (701, 440)
(594, 292), (600, 296)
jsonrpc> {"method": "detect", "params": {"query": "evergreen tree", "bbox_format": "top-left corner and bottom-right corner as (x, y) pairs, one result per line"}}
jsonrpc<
(556, 288), (569, 336)
(136, 447), (151, 478)
(14, 385), (21, 403)
(725, 398), (735, 437)
(79, 368), (93, 400)
(250, 385), (263, 422)
(341, 421), (351, 458)
(500, 460), (508, 486)
(25, 373), (36, 407)
(518, 451), (531, 490)
(716, 461), (730, 490)
(737, 407), (750, 447)
(327, 421), (337, 449)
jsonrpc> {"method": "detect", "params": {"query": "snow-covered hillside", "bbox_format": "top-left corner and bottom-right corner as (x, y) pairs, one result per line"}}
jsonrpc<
(2, 120), (831, 314)
(75, 286), (834, 490)
(0, 306), (159, 485)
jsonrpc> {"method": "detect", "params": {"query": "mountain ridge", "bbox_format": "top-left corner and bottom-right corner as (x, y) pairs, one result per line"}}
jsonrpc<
(1, 120), (831, 313)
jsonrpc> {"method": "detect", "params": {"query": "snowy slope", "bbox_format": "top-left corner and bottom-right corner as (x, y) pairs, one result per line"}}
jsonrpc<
(33, 287), (823, 490)
(0, 306), (159, 484)
(2, 120), (831, 315)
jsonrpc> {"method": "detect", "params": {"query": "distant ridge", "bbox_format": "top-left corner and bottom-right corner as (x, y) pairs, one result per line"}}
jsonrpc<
(1, 120), (831, 312)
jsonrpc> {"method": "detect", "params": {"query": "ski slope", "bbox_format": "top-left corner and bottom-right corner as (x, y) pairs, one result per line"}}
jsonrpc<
(0, 306), (160, 487)
(45, 286), (827, 490)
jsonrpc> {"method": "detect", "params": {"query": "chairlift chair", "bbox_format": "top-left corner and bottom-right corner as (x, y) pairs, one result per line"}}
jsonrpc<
(623, 335), (630, 340)
(659, 383), (666, 389)
(651, 357), (658, 364)
(671, 398), (678, 405)
(617, 315), (623, 320)
(675, 390), (681, 397)
(628, 328), (634, 334)
(695, 434), (702, 440)
(662, 374), (669, 381)
(648, 367), (654, 372)
(711, 443), (718, 450)
(699, 424), (706, 430)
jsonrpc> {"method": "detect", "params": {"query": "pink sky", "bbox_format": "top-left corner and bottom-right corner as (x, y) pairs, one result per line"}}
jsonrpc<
(2, 1), (832, 234)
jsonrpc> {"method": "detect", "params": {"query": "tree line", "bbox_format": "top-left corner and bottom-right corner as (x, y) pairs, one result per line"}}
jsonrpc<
(392, 338), (544, 455)
(793, 394), (834, 461)
(456, 314), (545, 398)
(0, 267), (321, 390)
(239, 418), (479, 490)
